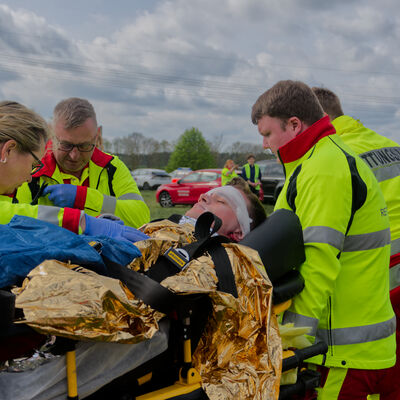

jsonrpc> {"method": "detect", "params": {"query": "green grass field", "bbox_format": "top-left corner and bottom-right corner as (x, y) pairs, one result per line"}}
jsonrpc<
(141, 190), (274, 221)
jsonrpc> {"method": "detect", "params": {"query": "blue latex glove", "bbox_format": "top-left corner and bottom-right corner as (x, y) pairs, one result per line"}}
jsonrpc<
(84, 214), (149, 243)
(98, 213), (124, 225)
(42, 184), (77, 208)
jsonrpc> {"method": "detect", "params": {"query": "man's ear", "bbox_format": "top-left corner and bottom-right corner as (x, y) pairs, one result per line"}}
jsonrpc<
(229, 229), (244, 242)
(287, 116), (303, 136)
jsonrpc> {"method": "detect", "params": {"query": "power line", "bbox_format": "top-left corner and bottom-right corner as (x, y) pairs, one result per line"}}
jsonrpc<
(0, 52), (399, 109)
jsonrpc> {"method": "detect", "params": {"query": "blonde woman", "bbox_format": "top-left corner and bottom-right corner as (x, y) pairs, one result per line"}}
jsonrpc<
(221, 159), (238, 185)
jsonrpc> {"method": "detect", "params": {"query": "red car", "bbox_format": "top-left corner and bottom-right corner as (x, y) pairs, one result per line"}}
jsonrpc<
(156, 169), (222, 207)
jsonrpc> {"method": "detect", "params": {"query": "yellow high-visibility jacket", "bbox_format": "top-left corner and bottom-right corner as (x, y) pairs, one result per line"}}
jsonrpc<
(243, 163), (261, 190)
(0, 199), (82, 233)
(276, 116), (395, 369)
(15, 148), (150, 228)
(333, 115), (400, 295)
(221, 167), (238, 186)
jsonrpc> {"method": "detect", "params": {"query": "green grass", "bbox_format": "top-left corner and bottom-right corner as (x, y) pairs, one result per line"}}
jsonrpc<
(141, 190), (274, 221)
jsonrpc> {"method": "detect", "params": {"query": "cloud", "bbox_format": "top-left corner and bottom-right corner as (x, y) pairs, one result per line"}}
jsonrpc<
(0, 0), (398, 146)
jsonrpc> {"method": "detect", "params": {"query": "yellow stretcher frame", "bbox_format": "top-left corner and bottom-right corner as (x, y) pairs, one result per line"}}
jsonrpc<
(65, 300), (298, 399)
(65, 316), (204, 400)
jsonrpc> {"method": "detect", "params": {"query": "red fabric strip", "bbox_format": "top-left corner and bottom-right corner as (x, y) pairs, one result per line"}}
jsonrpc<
(62, 208), (81, 233)
(278, 116), (336, 164)
(73, 186), (87, 210)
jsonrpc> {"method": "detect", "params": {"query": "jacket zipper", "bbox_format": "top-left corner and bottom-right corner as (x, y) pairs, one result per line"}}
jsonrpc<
(328, 296), (333, 356)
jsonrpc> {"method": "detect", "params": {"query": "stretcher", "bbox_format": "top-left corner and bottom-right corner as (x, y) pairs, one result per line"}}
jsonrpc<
(0, 209), (327, 399)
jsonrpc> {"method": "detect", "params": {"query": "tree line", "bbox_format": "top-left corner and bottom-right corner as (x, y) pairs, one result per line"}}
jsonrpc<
(102, 127), (267, 171)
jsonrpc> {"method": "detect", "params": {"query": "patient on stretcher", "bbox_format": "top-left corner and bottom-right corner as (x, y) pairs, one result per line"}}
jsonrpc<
(1, 179), (286, 400)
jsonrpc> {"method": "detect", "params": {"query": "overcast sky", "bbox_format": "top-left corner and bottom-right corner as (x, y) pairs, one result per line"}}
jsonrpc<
(0, 0), (399, 150)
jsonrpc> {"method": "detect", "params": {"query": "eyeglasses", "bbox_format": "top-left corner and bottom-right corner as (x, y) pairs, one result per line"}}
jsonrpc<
(29, 150), (44, 174)
(55, 138), (96, 153)
(1, 132), (44, 175)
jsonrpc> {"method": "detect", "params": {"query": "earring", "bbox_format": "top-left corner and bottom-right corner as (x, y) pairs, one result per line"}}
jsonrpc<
(0, 158), (7, 163)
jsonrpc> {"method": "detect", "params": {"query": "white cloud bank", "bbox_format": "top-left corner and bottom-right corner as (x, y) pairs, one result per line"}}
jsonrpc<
(0, 0), (399, 148)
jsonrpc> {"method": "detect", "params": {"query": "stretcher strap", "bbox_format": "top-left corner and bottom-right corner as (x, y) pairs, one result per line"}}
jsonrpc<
(208, 240), (238, 298)
(105, 257), (182, 314)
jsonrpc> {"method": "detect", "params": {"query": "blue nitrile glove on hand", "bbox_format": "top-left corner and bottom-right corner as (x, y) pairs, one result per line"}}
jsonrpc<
(42, 184), (77, 208)
(84, 214), (149, 243)
(98, 213), (124, 224)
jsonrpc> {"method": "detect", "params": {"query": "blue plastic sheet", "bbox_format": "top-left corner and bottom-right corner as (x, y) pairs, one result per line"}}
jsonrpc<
(0, 215), (141, 288)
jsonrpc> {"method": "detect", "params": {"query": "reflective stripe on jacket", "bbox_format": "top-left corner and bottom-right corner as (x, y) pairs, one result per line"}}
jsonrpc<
(16, 148), (150, 228)
(0, 197), (82, 233)
(276, 116), (395, 370)
(333, 115), (400, 293)
(243, 163), (261, 190)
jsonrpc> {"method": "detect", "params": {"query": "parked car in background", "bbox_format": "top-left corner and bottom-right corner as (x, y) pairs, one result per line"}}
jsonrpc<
(257, 159), (285, 204)
(131, 168), (171, 190)
(169, 167), (192, 183)
(156, 169), (222, 207)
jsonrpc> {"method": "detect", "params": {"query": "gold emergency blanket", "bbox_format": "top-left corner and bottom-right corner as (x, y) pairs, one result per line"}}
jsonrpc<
(14, 219), (282, 400)
(14, 260), (163, 343)
(188, 244), (282, 400)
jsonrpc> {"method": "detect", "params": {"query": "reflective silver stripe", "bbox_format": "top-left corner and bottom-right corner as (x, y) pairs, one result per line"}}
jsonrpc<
(118, 193), (144, 202)
(343, 228), (390, 252)
(303, 226), (390, 252)
(303, 226), (344, 251)
(101, 195), (117, 214)
(37, 206), (61, 225)
(391, 237), (400, 256)
(373, 163), (400, 182)
(390, 263), (400, 291)
(282, 311), (319, 337)
(360, 147), (400, 182)
(316, 316), (396, 345)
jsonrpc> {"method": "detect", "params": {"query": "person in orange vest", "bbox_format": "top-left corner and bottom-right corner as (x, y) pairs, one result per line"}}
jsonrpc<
(241, 154), (262, 196)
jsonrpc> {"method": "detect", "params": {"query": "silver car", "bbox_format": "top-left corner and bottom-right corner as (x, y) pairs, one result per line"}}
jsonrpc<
(131, 168), (171, 190)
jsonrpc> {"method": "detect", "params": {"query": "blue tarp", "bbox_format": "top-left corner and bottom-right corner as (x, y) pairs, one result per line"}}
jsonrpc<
(0, 215), (141, 288)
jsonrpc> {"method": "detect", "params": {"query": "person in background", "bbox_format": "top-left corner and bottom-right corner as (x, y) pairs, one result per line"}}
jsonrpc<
(252, 80), (396, 399)
(313, 86), (400, 397)
(0, 100), (146, 243)
(15, 98), (149, 228)
(221, 159), (238, 186)
(241, 154), (262, 197)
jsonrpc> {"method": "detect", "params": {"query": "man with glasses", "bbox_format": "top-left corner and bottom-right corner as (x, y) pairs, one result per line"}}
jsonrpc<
(16, 98), (150, 229)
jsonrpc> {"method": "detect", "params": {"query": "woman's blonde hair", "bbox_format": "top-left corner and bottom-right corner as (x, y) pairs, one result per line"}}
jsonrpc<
(224, 159), (235, 168)
(0, 101), (50, 152)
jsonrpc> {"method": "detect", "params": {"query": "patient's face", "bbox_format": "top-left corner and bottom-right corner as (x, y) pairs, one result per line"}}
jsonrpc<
(186, 189), (249, 241)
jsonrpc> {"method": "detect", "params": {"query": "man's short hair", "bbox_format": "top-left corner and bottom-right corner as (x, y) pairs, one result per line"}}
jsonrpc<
(53, 98), (97, 129)
(251, 80), (324, 127)
(247, 154), (255, 160)
(226, 177), (266, 230)
(311, 87), (344, 121)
